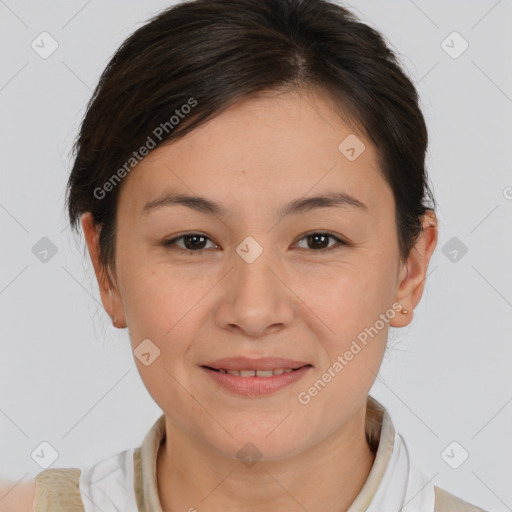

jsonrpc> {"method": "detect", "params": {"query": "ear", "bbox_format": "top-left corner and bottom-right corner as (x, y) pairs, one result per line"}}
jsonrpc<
(390, 210), (438, 327)
(81, 212), (127, 329)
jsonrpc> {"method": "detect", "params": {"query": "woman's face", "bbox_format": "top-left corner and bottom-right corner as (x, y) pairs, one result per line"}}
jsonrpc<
(85, 88), (435, 460)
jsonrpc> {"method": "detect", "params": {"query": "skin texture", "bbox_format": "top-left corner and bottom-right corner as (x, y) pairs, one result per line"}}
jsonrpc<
(0, 481), (35, 512)
(81, 87), (438, 512)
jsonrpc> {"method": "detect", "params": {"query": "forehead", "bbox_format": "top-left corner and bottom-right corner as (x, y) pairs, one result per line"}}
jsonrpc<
(117, 89), (390, 219)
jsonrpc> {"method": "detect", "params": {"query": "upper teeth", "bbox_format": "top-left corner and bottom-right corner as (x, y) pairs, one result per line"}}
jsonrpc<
(219, 368), (295, 377)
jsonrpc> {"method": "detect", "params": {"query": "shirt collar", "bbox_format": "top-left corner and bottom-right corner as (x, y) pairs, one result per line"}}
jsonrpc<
(134, 395), (396, 512)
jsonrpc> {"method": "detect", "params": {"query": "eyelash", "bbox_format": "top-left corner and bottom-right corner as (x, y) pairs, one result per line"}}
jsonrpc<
(161, 232), (348, 254)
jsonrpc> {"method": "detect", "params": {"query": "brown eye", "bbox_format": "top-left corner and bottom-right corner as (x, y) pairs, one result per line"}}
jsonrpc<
(294, 232), (346, 251)
(162, 233), (217, 252)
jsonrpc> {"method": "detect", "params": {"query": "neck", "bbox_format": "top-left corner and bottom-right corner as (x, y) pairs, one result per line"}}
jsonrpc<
(156, 403), (377, 512)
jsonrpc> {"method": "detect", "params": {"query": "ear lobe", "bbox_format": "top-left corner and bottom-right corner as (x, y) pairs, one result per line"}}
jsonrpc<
(390, 210), (438, 327)
(81, 212), (127, 328)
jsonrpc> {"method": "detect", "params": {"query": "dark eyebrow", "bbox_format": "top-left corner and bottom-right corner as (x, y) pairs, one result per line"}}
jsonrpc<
(278, 192), (368, 217)
(141, 191), (368, 217)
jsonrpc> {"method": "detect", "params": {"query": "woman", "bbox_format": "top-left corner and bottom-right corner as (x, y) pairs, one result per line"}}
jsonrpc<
(24, 0), (488, 510)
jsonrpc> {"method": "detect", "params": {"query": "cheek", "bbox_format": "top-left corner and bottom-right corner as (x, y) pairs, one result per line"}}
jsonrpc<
(304, 250), (396, 381)
(313, 256), (396, 333)
(120, 267), (208, 429)
(120, 259), (215, 371)
(117, 242), (192, 332)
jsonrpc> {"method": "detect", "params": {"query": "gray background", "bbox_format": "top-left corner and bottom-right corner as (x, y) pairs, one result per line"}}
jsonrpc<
(0, 0), (511, 510)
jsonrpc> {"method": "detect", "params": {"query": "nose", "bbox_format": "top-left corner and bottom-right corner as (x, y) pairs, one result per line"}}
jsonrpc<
(214, 241), (295, 338)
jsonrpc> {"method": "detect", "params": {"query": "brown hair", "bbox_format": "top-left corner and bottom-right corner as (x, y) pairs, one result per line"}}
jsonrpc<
(66, 0), (435, 278)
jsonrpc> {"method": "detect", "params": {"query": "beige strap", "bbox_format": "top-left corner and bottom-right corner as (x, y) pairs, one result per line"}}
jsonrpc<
(434, 485), (488, 512)
(133, 446), (146, 511)
(33, 468), (85, 512)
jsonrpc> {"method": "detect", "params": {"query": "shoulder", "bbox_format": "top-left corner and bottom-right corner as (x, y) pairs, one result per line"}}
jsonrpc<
(31, 447), (137, 512)
(33, 468), (84, 511)
(434, 485), (490, 512)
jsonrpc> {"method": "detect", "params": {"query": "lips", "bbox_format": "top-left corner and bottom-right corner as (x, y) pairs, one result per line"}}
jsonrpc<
(199, 357), (313, 396)
(201, 356), (311, 372)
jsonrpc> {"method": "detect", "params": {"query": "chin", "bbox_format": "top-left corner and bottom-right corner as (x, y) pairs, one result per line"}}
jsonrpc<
(207, 426), (311, 463)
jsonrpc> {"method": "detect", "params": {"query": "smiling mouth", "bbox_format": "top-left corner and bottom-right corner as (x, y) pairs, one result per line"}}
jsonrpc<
(200, 363), (313, 396)
(201, 365), (311, 377)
